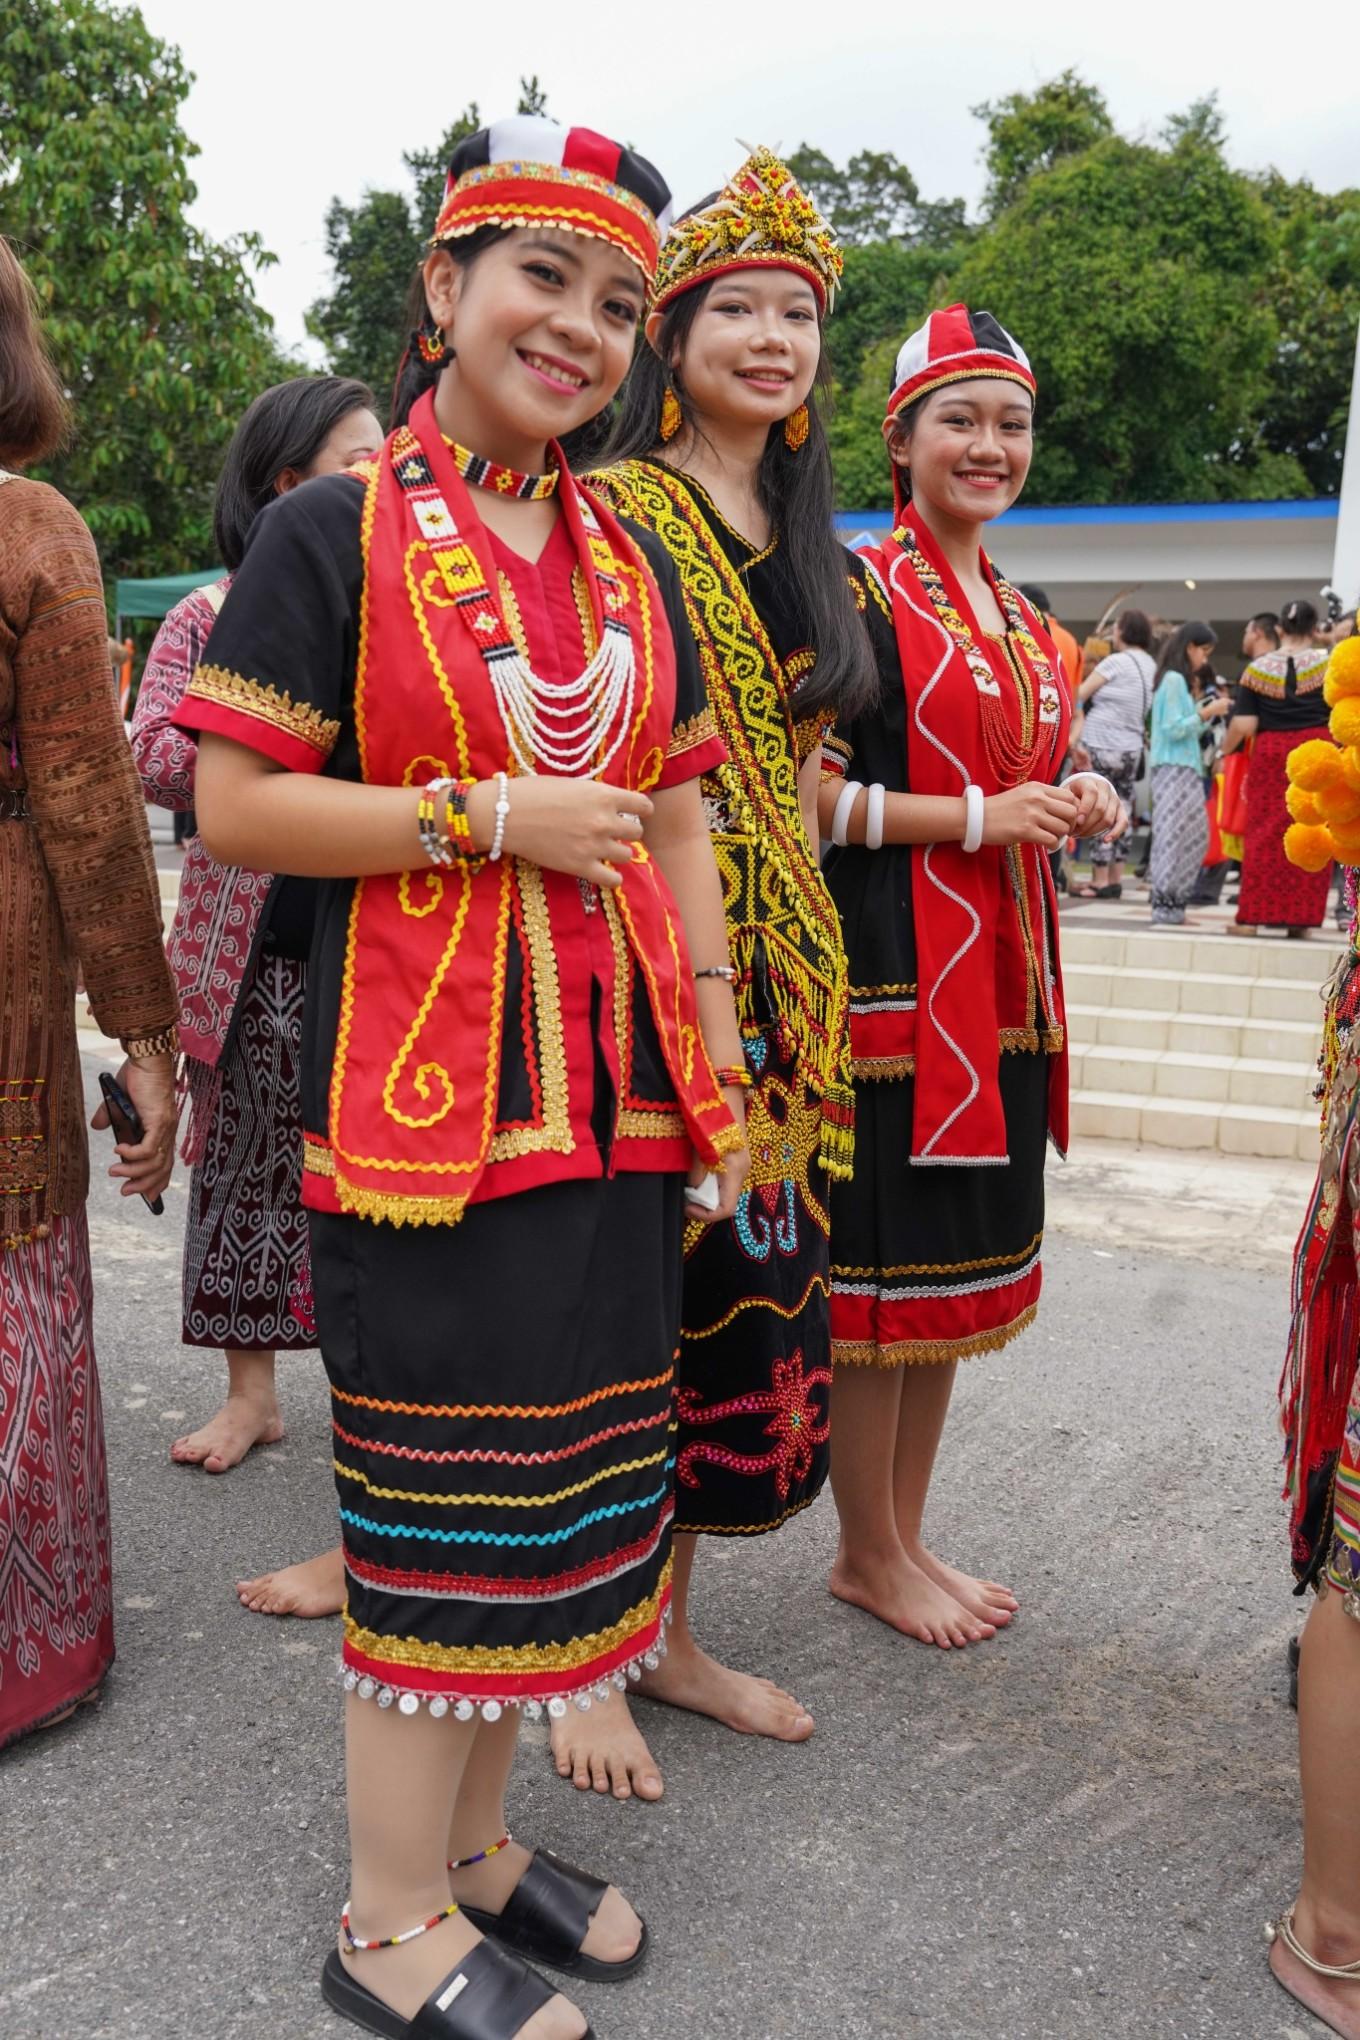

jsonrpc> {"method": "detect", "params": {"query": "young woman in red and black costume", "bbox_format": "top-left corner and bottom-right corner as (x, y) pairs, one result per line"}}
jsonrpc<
(176, 117), (748, 2040)
(820, 308), (1122, 1649)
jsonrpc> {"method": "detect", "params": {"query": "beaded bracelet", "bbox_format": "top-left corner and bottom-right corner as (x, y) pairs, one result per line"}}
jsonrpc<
(488, 772), (511, 863)
(694, 965), (738, 983)
(417, 776), (457, 867)
(713, 1064), (754, 1091)
(442, 780), (481, 863)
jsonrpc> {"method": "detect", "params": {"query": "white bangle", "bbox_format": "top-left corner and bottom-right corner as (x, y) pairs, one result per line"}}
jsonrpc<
(865, 783), (886, 851)
(962, 784), (984, 854)
(831, 779), (863, 848)
(1068, 770), (1116, 800)
(488, 771), (511, 861)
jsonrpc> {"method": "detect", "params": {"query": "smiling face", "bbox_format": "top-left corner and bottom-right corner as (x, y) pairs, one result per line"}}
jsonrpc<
(423, 227), (645, 467)
(886, 378), (1034, 527)
(649, 268), (821, 438)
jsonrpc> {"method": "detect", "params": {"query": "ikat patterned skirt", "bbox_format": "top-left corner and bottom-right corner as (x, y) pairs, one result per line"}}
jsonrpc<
(182, 955), (312, 1350)
(675, 1035), (832, 1537)
(310, 1171), (683, 1718)
(830, 1049), (1048, 1366)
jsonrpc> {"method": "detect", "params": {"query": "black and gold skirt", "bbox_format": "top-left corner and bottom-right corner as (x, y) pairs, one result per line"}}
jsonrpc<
(674, 1036), (832, 1536)
(310, 1171), (683, 1720)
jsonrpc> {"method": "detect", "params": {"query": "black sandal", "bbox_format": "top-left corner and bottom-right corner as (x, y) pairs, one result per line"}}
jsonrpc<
(320, 1940), (592, 2039)
(460, 1846), (648, 1983)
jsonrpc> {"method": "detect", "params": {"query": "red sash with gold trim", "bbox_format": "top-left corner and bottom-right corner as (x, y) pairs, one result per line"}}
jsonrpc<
(325, 391), (734, 1224)
(871, 524), (1070, 1163)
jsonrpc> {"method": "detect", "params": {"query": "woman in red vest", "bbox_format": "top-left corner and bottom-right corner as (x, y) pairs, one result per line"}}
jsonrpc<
(179, 116), (747, 2040)
(821, 308), (1121, 1650)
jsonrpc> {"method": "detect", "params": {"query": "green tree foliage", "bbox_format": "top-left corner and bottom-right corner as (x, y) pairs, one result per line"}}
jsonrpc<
(952, 113), (1296, 503)
(1256, 172), (1360, 495)
(306, 81), (551, 413)
(0, 0), (290, 579)
(973, 70), (1115, 217)
(785, 145), (966, 251)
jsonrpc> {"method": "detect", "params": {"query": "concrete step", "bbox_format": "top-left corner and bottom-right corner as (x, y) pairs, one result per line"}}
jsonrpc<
(1068, 1042), (1314, 1113)
(1063, 961), (1325, 1024)
(1070, 1086), (1319, 1163)
(1061, 921), (1344, 984)
(1066, 1001), (1318, 1065)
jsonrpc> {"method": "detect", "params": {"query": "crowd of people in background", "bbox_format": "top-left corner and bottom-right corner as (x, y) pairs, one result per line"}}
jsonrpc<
(1039, 593), (1359, 936)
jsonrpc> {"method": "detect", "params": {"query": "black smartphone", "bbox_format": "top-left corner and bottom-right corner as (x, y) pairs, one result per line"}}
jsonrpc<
(98, 1071), (165, 1216)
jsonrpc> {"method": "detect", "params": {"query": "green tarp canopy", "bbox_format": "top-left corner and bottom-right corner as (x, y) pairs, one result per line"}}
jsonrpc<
(114, 568), (225, 627)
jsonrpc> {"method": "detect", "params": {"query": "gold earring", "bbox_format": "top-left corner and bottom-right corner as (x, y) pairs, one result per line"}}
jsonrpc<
(660, 384), (682, 443)
(784, 403), (810, 453)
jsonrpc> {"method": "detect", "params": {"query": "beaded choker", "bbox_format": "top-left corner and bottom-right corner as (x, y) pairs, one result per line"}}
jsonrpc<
(443, 437), (560, 502)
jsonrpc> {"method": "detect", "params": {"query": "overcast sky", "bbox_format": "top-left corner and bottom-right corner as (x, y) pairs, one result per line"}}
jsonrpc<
(140, 0), (1357, 357)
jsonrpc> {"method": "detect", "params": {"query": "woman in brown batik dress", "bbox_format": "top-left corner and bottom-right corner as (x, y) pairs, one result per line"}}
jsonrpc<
(0, 237), (178, 1751)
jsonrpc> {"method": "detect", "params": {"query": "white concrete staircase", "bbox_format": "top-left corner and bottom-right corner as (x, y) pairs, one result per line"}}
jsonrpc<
(1062, 907), (1342, 1160)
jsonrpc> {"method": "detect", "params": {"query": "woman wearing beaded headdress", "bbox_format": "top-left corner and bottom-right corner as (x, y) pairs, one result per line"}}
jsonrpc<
(818, 308), (1122, 1648)
(562, 149), (877, 1800)
(175, 114), (748, 2040)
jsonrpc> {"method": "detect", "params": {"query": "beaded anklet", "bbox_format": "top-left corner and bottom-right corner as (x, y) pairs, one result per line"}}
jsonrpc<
(340, 1897), (460, 1952)
(447, 1832), (512, 1872)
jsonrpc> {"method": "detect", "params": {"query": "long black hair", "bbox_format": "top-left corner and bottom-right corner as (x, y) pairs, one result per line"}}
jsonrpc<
(602, 279), (878, 720)
(214, 375), (375, 568)
(1153, 619), (1217, 690)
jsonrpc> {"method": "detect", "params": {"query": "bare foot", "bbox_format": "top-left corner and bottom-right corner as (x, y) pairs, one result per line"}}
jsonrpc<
(341, 1912), (587, 2036)
(637, 1635), (815, 1742)
(450, 1839), (643, 1966)
(906, 1541), (1018, 1628)
(236, 1545), (344, 1619)
(551, 1686), (664, 1801)
(1269, 1920), (1360, 2038)
(830, 1546), (995, 1648)
(170, 1391), (283, 1473)
(38, 1687), (101, 1732)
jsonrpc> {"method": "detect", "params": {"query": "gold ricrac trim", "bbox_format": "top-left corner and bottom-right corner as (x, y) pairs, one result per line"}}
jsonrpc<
(344, 1566), (671, 1678)
(832, 1303), (1039, 1368)
(188, 664), (341, 756)
(851, 1055), (915, 1080)
(335, 1177), (471, 1227)
(668, 704), (720, 759)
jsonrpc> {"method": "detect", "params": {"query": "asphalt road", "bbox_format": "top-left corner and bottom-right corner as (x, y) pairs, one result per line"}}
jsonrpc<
(0, 1058), (1326, 2040)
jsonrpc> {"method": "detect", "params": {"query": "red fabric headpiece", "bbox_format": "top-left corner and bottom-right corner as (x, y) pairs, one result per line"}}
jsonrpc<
(886, 304), (1036, 421)
(431, 115), (673, 282)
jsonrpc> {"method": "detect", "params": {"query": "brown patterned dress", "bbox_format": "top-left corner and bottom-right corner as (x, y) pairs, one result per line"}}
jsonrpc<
(0, 473), (178, 1749)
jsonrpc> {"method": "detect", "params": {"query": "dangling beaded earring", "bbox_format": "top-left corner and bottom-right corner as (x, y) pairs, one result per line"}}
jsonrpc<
(659, 382), (683, 443)
(784, 403), (810, 453)
(415, 324), (454, 370)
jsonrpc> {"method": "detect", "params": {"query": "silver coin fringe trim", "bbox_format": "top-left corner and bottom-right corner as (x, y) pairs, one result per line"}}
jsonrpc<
(338, 1609), (672, 1721)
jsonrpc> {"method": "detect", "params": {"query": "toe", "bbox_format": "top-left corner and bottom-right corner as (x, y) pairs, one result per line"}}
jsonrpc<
(589, 1757), (612, 1795)
(571, 1760), (592, 1791)
(635, 1767), (664, 1801)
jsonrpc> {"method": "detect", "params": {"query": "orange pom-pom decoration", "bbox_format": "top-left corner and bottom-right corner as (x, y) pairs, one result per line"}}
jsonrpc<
(1341, 747), (1360, 794)
(1316, 780), (1360, 826)
(1285, 823), (1336, 872)
(1324, 637), (1360, 705)
(1288, 737), (1346, 791)
(1286, 783), (1325, 825)
(1327, 817), (1360, 863)
(1331, 697), (1360, 749)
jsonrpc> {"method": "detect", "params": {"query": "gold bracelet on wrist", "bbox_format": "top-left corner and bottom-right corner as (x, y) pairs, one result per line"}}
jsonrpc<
(120, 1026), (180, 1061)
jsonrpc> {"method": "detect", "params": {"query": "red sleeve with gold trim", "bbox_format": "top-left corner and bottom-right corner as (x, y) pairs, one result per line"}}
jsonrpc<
(173, 476), (363, 775)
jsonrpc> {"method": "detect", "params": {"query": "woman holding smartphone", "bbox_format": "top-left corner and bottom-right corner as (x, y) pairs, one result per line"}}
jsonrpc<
(0, 237), (177, 1750)
(177, 117), (747, 2040)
